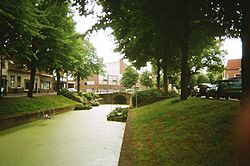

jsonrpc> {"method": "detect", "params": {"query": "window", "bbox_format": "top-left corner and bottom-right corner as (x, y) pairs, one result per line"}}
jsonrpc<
(86, 89), (93, 92)
(68, 83), (75, 88)
(86, 81), (95, 85)
(108, 75), (118, 85)
(41, 81), (50, 90)
(25, 79), (30, 89)
(17, 76), (21, 87)
(99, 75), (108, 85)
(10, 76), (15, 87)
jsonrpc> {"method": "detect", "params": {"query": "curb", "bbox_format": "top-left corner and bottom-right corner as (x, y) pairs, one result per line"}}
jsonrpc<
(118, 108), (134, 166)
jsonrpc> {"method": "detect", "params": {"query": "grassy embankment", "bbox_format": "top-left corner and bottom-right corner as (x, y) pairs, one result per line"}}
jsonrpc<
(131, 97), (247, 165)
(0, 95), (78, 119)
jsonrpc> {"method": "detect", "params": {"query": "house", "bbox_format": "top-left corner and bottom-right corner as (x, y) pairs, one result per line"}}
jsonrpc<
(224, 59), (241, 79)
(78, 59), (127, 93)
(0, 58), (54, 95)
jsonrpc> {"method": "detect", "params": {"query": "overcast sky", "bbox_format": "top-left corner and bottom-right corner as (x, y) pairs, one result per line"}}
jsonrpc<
(72, 5), (124, 63)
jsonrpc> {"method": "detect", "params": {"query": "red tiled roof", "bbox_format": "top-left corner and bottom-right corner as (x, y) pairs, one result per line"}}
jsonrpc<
(226, 59), (241, 70)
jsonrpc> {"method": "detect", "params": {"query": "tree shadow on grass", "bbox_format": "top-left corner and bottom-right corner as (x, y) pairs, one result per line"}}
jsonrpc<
(171, 99), (182, 104)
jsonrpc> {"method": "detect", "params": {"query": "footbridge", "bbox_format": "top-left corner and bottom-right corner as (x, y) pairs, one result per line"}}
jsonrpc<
(98, 92), (132, 105)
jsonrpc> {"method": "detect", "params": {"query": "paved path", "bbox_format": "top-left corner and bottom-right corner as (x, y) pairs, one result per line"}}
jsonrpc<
(0, 105), (127, 166)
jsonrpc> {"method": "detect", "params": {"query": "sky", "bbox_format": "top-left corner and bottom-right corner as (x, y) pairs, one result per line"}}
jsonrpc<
(72, 6), (124, 64)
(73, 6), (242, 66)
(222, 38), (242, 61)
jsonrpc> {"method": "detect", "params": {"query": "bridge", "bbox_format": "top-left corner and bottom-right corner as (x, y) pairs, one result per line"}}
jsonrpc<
(98, 92), (132, 105)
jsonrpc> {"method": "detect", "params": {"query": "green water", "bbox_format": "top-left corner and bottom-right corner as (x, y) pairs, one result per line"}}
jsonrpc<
(0, 105), (126, 166)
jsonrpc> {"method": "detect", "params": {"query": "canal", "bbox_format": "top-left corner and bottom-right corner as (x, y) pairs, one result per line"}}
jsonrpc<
(0, 105), (127, 166)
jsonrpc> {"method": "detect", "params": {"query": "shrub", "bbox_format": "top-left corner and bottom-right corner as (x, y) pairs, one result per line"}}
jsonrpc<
(74, 104), (92, 110)
(62, 91), (87, 103)
(82, 92), (96, 101)
(60, 88), (68, 94)
(132, 89), (165, 106)
(166, 91), (179, 98)
(91, 101), (100, 106)
(107, 107), (128, 122)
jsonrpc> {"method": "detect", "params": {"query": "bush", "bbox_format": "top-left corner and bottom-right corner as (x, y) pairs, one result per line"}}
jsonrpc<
(82, 92), (96, 101)
(107, 107), (128, 122)
(74, 104), (92, 110)
(60, 88), (68, 94)
(166, 91), (179, 98)
(132, 89), (165, 106)
(91, 101), (100, 106)
(62, 91), (87, 103)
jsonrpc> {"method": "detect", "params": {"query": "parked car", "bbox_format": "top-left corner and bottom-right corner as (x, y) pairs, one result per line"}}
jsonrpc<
(206, 84), (218, 99)
(206, 80), (242, 100)
(216, 79), (242, 100)
(191, 83), (212, 97)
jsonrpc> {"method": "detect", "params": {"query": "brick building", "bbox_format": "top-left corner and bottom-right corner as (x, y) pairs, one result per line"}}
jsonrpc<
(78, 59), (127, 93)
(224, 59), (241, 79)
(0, 58), (54, 94)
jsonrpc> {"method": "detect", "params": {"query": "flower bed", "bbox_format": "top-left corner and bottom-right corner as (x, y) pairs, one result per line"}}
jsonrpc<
(107, 107), (128, 122)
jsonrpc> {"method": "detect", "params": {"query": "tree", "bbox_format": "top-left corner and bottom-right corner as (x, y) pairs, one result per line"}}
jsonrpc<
(90, 0), (224, 100)
(190, 38), (225, 76)
(70, 39), (104, 92)
(24, 0), (75, 97)
(202, 1), (249, 103)
(139, 71), (153, 89)
(76, 0), (246, 101)
(0, 0), (42, 57)
(121, 66), (139, 89)
(151, 59), (161, 90)
(0, 0), (44, 98)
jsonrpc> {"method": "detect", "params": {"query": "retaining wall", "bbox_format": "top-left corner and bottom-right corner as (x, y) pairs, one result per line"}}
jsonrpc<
(0, 105), (78, 130)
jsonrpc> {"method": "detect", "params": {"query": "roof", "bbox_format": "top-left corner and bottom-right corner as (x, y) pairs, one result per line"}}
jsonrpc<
(226, 59), (241, 70)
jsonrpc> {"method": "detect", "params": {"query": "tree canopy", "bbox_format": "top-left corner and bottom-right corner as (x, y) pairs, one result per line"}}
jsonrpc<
(0, 0), (103, 97)
(121, 66), (139, 89)
(139, 71), (154, 89)
(3, 0), (250, 102)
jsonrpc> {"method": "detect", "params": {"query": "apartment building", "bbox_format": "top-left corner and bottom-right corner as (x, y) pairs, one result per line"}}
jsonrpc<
(78, 59), (127, 93)
(0, 59), (54, 94)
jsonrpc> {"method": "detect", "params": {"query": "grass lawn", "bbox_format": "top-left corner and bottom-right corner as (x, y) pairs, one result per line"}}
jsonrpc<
(0, 95), (78, 119)
(131, 97), (247, 166)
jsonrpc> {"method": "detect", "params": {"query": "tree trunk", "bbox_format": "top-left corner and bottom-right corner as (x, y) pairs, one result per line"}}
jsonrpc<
(56, 69), (61, 95)
(0, 56), (2, 99)
(241, 3), (250, 106)
(77, 74), (80, 92)
(162, 65), (168, 95)
(156, 59), (161, 90)
(187, 67), (191, 96)
(180, 7), (191, 100)
(27, 60), (36, 98)
(180, 40), (189, 100)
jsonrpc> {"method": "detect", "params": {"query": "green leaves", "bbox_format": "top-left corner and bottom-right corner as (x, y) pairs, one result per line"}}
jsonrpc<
(121, 66), (139, 89)
(70, 39), (104, 80)
(139, 71), (153, 88)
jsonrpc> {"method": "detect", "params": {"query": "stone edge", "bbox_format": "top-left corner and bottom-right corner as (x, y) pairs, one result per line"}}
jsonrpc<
(0, 104), (78, 130)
